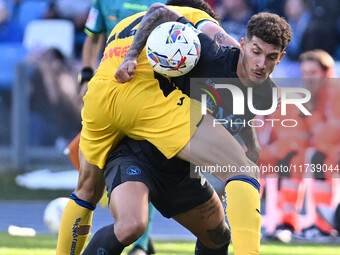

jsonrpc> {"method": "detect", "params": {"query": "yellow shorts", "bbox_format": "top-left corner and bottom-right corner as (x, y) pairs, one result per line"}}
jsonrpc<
(80, 78), (203, 169)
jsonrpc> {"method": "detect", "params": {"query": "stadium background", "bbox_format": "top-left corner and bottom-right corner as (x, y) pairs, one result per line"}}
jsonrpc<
(1, 0), (340, 254)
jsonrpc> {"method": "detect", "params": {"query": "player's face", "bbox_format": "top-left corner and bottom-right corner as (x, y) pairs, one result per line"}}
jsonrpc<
(239, 36), (285, 86)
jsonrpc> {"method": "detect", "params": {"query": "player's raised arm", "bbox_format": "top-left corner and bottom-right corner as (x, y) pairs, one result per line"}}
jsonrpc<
(199, 22), (239, 48)
(114, 3), (182, 83)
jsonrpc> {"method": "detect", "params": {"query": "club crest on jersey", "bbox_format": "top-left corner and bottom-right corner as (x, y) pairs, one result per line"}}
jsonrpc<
(126, 166), (141, 175)
(97, 248), (109, 255)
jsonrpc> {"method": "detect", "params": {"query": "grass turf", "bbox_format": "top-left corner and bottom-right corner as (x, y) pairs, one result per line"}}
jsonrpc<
(1, 233), (340, 255)
(1, 172), (340, 254)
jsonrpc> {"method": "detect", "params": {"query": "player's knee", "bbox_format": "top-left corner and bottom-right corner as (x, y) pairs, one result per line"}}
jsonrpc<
(201, 220), (231, 249)
(115, 217), (148, 244)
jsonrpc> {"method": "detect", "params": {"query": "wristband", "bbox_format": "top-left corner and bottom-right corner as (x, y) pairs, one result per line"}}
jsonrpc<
(78, 67), (94, 86)
(176, 16), (192, 25)
(176, 17), (200, 34)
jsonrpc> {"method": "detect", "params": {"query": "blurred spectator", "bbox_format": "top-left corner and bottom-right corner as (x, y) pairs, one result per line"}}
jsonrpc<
(297, 49), (340, 239)
(302, 0), (340, 57)
(27, 48), (81, 147)
(44, 0), (92, 55)
(283, 0), (311, 60)
(218, 0), (253, 42)
(249, 0), (284, 16)
(0, 0), (23, 42)
(0, 0), (9, 25)
(264, 50), (340, 242)
(317, 203), (340, 234)
(257, 105), (310, 238)
(44, 0), (91, 30)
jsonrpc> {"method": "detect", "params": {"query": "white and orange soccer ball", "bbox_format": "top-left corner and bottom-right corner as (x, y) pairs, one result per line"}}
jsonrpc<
(43, 197), (69, 234)
(146, 21), (201, 77)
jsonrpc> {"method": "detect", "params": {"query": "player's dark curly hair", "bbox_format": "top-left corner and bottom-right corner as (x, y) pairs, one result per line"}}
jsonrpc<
(246, 12), (292, 51)
(166, 0), (220, 22)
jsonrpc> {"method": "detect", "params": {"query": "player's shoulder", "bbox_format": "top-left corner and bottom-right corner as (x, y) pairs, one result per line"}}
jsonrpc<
(111, 11), (145, 31)
(216, 45), (240, 66)
(263, 78), (277, 88)
(168, 5), (218, 27)
(197, 33), (239, 55)
(219, 46), (240, 58)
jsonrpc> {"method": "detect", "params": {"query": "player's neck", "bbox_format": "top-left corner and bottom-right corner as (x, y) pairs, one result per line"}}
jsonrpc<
(236, 55), (252, 87)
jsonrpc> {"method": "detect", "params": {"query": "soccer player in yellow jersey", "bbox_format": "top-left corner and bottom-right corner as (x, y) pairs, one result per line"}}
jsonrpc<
(96, 5), (289, 255)
(56, 1), (240, 255)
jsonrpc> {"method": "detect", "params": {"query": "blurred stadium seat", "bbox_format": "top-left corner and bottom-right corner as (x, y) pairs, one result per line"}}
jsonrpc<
(16, 0), (49, 30)
(0, 21), (23, 43)
(0, 43), (27, 89)
(23, 19), (75, 57)
(0, 43), (27, 145)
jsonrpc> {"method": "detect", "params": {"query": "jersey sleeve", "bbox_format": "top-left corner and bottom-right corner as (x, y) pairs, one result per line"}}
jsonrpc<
(169, 6), (218, 28)
(197, 33), (221, 58)
(84, 0), (105, 35)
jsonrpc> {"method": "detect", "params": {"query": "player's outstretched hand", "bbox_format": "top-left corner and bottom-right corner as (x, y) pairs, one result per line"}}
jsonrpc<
(114, 58), (137, 83)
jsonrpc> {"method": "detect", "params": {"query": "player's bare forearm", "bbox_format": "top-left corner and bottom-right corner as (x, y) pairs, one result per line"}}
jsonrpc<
(115, 3), (181, 82)
(125, 3), (180, 61)
(213, 32), (239, 47)
(200, 22), (240, 47)
(82, 34), (101, 70)
(238, 125), (261, 163)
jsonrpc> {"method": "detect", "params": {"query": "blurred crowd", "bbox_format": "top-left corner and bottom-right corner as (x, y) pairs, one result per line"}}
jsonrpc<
(0, 0), (339, 58)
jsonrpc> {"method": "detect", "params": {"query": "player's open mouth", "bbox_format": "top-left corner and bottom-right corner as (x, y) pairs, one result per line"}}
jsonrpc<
(253, 71), (264, 78)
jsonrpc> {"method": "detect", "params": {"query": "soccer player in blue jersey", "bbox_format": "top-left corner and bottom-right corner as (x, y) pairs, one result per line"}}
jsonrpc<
(80, 3), (291, 255)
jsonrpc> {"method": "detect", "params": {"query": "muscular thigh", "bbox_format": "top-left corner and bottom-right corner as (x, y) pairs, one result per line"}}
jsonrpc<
(80, 79), (126, 169)
(109, 181), (149, 223)
(177, 113), (259, 182)
(173, 191), (230, 248)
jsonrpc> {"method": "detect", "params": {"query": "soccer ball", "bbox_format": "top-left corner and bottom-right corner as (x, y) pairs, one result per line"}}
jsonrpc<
(43, 197), (69, 234)
(146, 21), (201, 77)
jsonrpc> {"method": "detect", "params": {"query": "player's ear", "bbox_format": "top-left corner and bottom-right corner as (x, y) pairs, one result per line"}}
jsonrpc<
(240, 38), (246, 51)
(277, 51), (286, 64)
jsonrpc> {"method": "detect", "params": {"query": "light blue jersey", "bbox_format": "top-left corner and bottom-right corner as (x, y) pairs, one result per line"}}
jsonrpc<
(85, 0), (166, 37)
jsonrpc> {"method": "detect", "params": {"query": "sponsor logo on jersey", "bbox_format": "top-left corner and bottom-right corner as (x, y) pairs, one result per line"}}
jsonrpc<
(126, 166), (141, 175)
(177, 97), (185, 106)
